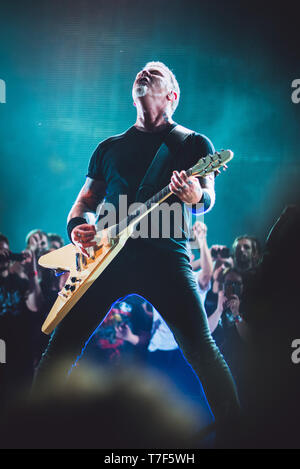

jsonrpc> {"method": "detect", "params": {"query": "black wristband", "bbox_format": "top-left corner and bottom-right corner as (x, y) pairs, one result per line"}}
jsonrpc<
(200, 190), (212, 212)
(190, 191), (211, 214)
(67, 217), (87, 242)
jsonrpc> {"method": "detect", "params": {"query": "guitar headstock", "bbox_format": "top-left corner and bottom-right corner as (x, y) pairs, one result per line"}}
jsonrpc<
(191, 150), (234, 177)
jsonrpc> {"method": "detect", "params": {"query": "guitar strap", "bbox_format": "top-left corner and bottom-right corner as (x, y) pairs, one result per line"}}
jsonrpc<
(135, 124), (195, 203)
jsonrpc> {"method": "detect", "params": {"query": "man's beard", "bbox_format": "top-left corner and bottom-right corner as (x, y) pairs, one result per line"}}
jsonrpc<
(133, 84), (148, 99)
(236, 254), (251, 269)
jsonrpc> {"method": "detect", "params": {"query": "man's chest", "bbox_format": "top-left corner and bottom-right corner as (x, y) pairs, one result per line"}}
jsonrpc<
(102, 139), (161, 187)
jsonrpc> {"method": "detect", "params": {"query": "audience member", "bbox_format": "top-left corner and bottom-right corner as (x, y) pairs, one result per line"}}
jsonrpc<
(232, 235), (261, 273)
(48, 233), (64, 250)
(208, 268), (251, 407)
(0, 233), (43, 406)
(81, 295), (152, 367)
(3, 208), (300, 448)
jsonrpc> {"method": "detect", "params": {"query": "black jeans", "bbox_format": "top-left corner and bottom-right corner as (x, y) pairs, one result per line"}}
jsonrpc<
(34, 239), (240, 422)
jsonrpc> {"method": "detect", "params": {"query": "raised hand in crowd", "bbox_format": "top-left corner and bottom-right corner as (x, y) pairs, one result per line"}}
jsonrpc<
(193, 220), (207, 240)
(115, 323), (140, 346)
(207, 279), (241, 334)
(223, 294), (240, 319)
(210, 268), (250, 341)
(19, 249), (44, 312)
(210, 244), (233, 293)
(207, 289), (225, 334)
(27, 230), (49, 257)
(192, 221), (213, 290)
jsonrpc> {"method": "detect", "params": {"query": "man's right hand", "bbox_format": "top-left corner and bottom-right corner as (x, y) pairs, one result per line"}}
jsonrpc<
(71, 224), (97, 257)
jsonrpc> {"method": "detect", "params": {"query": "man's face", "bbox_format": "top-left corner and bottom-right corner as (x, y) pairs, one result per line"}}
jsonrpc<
(50, 240), (63, 250)
(234, 238), (253, 268)
(132, 65), (172, 102)
(214, 255), (234, 272)
(224, 271), (243, 299)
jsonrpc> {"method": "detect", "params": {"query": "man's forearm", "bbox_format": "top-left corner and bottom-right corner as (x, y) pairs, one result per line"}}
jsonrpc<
(67, 177), (106, 224)
(208, 307), (222, 334)
(26, 274), (44, 312)
(67, 200), (95, 223)
(197, 237), (213, 282)
(196, 238), (213, 290)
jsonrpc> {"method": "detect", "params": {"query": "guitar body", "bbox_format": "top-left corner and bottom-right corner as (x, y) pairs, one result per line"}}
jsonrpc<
(39, 150), (234, 335)
(39, 227), (131, 334)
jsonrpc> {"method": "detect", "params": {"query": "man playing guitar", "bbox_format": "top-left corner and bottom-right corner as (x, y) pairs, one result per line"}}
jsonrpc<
(35, 61), (240, 433)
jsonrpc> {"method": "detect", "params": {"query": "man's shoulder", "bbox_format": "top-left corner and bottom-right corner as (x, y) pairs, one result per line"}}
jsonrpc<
(190, 131), (215, 152)
(172, 123), (214, 152)
(94, 128), (133, 153)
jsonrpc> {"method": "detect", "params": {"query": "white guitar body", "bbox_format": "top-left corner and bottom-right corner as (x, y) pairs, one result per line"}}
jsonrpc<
(39, 150), (234, 335)
(39, 225), (133, 334)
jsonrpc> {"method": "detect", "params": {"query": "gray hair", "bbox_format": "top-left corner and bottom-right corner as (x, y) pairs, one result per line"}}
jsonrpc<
(144, 61), (180, 114)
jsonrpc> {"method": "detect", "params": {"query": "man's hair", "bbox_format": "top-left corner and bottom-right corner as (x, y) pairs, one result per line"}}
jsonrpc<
(216, 266), (241, 289)
(0, 233), (9, 246)
(144, 61), (180, 114)
(232, 235), (261, 266)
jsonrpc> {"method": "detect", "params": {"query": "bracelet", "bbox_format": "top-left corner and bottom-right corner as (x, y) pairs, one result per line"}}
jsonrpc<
(235, 314), (243, 323)
(67, 217), (87, 242)
(200, 190), (212, 211)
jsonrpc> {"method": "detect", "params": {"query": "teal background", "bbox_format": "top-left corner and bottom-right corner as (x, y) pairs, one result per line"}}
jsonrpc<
(0, 0), (299, 251)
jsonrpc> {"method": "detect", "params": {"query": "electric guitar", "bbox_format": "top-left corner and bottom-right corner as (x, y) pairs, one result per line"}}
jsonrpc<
(39, 150), (234, 334)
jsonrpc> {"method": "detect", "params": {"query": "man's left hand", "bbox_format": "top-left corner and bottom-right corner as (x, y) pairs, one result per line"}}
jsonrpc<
(169, 170), (203, 204)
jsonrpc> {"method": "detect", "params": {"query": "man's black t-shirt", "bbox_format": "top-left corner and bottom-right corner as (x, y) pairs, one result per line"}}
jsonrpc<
(87, 124), (215, 255)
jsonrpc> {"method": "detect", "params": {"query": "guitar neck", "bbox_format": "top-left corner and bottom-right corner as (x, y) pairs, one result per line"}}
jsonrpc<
(114, 167), (193, 237)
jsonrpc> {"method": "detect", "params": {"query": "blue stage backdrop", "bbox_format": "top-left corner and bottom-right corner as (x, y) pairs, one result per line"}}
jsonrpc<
(0, 0), (299, 250)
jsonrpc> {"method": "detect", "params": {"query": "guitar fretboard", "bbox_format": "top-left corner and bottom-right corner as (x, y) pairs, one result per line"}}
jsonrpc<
(114, 167), (194, 236)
